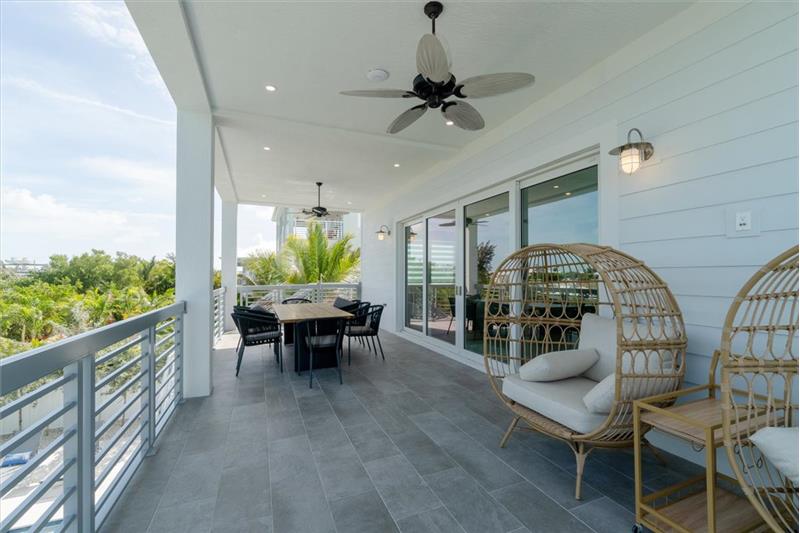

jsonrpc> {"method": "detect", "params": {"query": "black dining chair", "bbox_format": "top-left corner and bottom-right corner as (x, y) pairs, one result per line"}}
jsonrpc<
(281, 297), (311, 304)
(302, 317), (346, 388)
(345, 304), (385, 364)
(231, 309), (283, 376)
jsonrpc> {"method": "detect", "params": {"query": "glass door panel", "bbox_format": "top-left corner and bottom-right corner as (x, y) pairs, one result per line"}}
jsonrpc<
(426, 210), (456, 345)
(463, 193), (510, 355)
(404, 222), (424, 332)
(521, 165), (598, 246)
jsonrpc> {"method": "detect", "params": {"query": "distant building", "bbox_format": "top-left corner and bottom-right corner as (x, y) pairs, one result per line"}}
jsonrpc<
(1, 258), (47, 277)
(272, 208), (361, 252)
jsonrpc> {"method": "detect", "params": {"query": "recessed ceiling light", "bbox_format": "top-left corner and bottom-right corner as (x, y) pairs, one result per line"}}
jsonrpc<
(553, 185), (559, 189)
(366, 68), (390, 82)
(263, 146), (271, 151)
(347, 201), (352, 205)
(265, 85), (277, 92)
(445, 120), (454, 126)
(565, 192), (572, 196)
(261, 194), (266, 198)
(393, 163), (400, 168)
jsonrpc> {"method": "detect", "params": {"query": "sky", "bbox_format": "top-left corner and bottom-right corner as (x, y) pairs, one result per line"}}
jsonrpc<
(0, 1), (275, 264)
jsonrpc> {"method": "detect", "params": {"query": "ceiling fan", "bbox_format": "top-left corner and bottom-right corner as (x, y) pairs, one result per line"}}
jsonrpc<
(340, 1), (535, 134)
(301, 182), (346, 219)
(439, 217), (487, 227)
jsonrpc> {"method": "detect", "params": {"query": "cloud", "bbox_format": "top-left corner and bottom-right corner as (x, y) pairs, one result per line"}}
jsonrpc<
(238, 233), (277, 257)
(4, 77), (174, 126)
(76, 156), (174, 187)
(1, 186), (175, 258)
(68, 1), (164, 88)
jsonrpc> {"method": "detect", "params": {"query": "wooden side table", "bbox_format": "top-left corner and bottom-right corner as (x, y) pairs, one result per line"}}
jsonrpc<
(632, 354), (767, 532)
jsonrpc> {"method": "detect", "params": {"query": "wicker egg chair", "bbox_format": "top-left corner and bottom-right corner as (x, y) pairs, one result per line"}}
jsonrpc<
(721, 246), (799, 532)
(483, 243), (687, 499)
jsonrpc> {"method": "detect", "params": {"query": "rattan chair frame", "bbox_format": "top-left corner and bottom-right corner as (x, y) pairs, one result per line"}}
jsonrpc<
(721, 246), (799, 532)
(483, 243), (687, 499)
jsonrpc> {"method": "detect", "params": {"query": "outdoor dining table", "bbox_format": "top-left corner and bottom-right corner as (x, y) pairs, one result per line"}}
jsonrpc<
(269, 303), (353, 372)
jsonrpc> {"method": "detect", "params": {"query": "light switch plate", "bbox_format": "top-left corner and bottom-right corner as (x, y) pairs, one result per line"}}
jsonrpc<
(725, 206), (761, 238)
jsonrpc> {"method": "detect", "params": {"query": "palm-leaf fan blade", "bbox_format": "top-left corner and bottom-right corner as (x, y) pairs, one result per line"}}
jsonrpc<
(443, 101), (484, 130)
(340, 89), (415, 98)
(459, 73), (535, 98)
(387, 104), (427, 134)
(416, 33), (450, 83)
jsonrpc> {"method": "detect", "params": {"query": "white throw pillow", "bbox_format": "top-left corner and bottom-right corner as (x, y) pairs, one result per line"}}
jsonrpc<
(582, 373), (616, 414)
(519, 349), (599, 382)
(749, 427), (799, 484)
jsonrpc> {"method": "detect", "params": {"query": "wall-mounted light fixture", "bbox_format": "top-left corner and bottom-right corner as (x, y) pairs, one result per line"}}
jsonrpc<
(609, 128), (654, 174)
(376, 225), (391, 240)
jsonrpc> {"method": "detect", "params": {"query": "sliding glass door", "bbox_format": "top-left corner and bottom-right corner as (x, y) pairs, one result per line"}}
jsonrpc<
(404, 222), (424, 332)
(463, 193), (510, 355)
(426, 210), (457, 345)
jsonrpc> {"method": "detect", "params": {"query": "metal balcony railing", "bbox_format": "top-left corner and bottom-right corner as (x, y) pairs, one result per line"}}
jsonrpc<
(213, 287), (225, 341)
(0, 302), (186, 532)
(237, 282), (360, 307)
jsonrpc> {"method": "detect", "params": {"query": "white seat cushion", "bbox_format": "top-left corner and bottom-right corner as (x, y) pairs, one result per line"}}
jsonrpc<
(749, 427), (799, 484)
(519, 349), (599, 382)
(502, 374), (607, 434)
(579, 314), (618, 382)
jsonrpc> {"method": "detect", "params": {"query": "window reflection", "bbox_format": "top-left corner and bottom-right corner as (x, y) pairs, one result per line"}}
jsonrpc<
(404, 223), (424, 332)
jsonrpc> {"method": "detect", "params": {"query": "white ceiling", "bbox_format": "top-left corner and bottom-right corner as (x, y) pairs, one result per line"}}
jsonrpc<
(136, 1), (694, 210)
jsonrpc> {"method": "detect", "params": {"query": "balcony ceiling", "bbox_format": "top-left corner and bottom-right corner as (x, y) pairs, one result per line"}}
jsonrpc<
(130, 1), (693, 210)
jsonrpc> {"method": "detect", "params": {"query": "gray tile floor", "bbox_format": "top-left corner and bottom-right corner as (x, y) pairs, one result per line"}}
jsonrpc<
(102, 331), (701, 533)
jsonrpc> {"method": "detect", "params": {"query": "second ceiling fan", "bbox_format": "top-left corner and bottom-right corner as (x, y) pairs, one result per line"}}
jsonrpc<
(340, 1), (535, 134)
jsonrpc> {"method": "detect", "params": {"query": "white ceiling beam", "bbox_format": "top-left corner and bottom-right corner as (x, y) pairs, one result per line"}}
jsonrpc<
(214, 108), (459, 153)
(125, 0), (211, 112)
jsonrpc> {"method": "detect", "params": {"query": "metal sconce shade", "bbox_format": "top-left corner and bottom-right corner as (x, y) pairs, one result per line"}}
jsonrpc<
(376, 225), (391, 240)
(609, 128), (654, 174)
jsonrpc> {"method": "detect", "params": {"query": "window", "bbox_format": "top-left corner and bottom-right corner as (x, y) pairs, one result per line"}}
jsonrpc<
(404, 222), (424, 332)
(521, 165), (598, 246)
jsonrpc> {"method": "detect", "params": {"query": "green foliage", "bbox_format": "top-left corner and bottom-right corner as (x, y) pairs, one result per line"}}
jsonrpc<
(241, 222), (360, 285)
(0, 251), (182, 357)
(240, 250), (288, 285)
(282, 222), (360, 283)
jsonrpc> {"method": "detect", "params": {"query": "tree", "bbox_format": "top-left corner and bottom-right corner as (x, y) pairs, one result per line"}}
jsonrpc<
(282, 222), (360, 283)
(241, 250), (288, 285)
(477, 242), (496, 286)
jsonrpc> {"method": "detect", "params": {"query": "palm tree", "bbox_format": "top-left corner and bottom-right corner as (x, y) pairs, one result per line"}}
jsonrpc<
(283, 222), (360, 283)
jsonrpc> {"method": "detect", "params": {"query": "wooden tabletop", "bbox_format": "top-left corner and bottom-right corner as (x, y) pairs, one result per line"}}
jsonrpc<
(270, 303), (353, 324)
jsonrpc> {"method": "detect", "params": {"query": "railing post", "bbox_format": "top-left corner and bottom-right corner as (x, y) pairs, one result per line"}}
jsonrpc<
(62, 357), (95, 532)
(176, 312), (185, 404)
(145, 326), (157, 455)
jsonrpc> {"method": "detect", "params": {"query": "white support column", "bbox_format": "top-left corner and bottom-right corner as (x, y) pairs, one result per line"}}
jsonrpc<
(176, 110), (214, 398)
(221, 200), (238, 331)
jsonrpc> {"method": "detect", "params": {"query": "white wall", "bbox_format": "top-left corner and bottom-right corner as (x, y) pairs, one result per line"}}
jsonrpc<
(363, 1), (798, 377)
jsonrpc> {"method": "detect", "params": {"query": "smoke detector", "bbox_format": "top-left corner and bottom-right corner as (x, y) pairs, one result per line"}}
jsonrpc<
(366, 68), (390, 82)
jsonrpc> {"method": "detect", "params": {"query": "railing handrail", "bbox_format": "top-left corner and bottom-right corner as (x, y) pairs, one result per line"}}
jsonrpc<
(213, 287), (225, 296)
(1, 301), (186, 396)
(238, 282), (360, 291)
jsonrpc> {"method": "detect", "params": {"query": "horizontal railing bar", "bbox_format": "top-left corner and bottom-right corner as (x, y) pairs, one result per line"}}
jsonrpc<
(95, 403), (148, 466)
(1, 301), (185, 395)
(0, 402), (75, 457)
(155, 318), (176, 333)
(0, 427), (76, 499)
(95, 369), (146, 415)
(94, 335), (145, 367)
(0, 374), (75, 420)
(155, 358), (176, 381)
(95, 438), (146, 513)
(30, 484), (75, 533)
(155, 400), (178, 437)
(155, 369), (177, 399)
(95, 388), (146, 440)
(95, 353), (147, 391)
(155, 344), (177, 365)
(95, 422), (147, 490)
(154, 381), (178, 417)
(58, 513), (76, 533)
(154, 333), (175, 350)
(0, 456), (75, 532)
